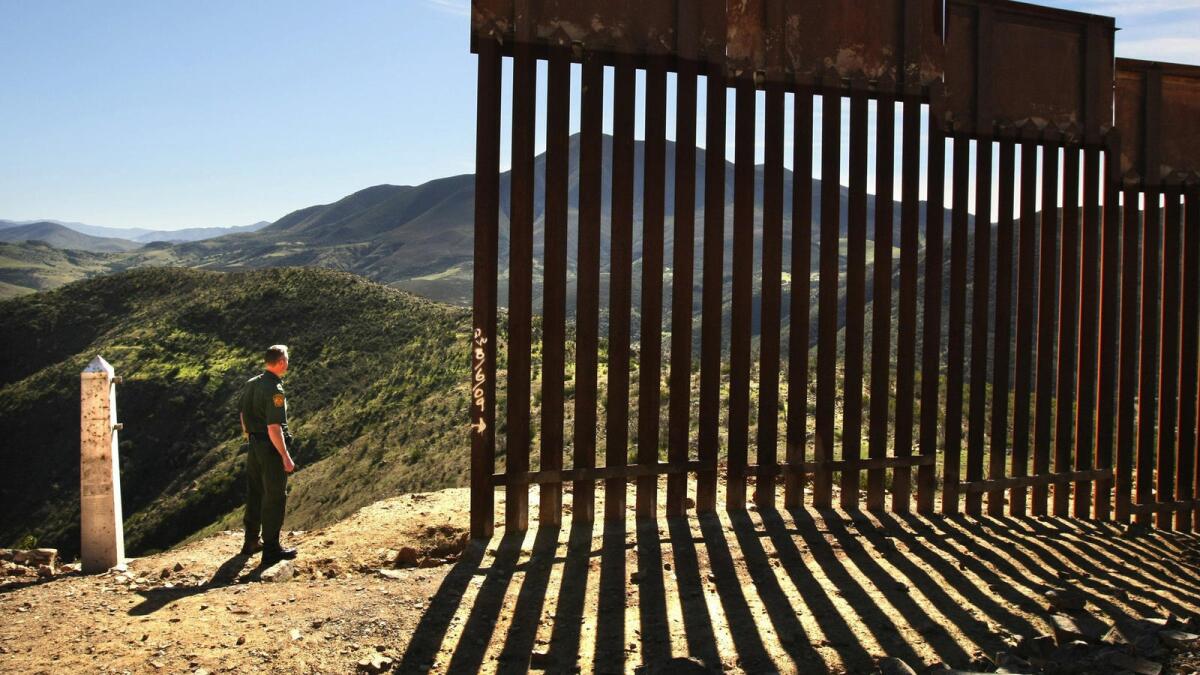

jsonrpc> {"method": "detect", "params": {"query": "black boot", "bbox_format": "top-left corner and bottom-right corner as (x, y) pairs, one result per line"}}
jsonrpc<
(262, 546), (297, 567)
(240, 538), (263, 556)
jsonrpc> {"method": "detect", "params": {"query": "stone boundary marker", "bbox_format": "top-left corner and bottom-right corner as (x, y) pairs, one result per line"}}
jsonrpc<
(80, 355), (124, 573)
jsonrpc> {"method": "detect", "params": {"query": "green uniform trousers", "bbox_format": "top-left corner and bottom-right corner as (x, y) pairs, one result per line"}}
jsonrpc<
(244, 436), (288, 549)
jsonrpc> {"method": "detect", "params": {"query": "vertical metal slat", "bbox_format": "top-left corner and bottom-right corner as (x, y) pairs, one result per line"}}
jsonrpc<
(966, 139), (993, 516)
(1095, 140), (1123, 521)
(893, 96), (921, 513)
(1011, 138), (1039, 517)
(840, 87), (868, 510)
(1135, 194), (1161, 525)
(1053, 146), (1080, 517)
(1074, 146), (1102, 519)
(757, 81), (785, 509)
(917, 114), (945, 515)
(1115, 191), (1141, 524)
(470, 39), (501, 540)
(667, 59), (698, 518)
(814, 88), (841, 510)
(867, 96), (895, 512)
(1180, 187), (1200, 532)
(1156, 192), (1182, 529)
(1099, 142), (1123, 521)
(697, 72), (726, 514)
(539, 48), (570, 527)
(1032, 145), (1060, 517)
(1189, 189), (1200, 533)
(637, 58), (667, 520)
(573, 55), (604, 523)
(942, 134), (968, 515)
(964, 139), (993, 511)
(605, 59), (636, 522)
(505, 44), (537, 532)
(727, 79), (756, 510)
(989, 140), (1017, 517)
(786, 89), (814, 509)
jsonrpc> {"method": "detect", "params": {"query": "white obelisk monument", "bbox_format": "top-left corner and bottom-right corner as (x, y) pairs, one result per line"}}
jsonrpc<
(80, 356), (125, 573)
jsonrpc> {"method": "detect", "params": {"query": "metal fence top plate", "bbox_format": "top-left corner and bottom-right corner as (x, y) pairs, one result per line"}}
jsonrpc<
(1116, 58), (1200, 187)
(941, 0), (1114, 142)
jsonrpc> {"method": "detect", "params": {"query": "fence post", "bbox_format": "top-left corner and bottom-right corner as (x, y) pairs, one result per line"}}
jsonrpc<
(80, 356), (124, 573)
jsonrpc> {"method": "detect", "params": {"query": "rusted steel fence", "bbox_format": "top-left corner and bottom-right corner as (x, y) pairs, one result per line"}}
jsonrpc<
(468, 0), (1200, 539)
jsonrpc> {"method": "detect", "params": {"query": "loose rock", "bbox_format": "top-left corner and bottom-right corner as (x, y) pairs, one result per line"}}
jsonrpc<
(639, 656), (715, 674)
(1051, 613), (1103, 643)
(357, 652), (394, 673)
(32, 549), (57, 566)
(1016, 633), (1057, 660)
(1106, 651), (1163, 675)
(1045, 588), (1085, 612)
(1103, 624), (1133, 646)
(1160, 629), (1200, 650)
(393, 547), (419, 566)
(876, 656), (918, 675)
(993, 651), (1032, 671)
(260, 560), (294, 583)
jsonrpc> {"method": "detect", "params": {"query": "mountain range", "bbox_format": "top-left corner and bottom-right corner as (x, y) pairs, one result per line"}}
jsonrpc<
(0, 133), (940, 305)
(0, 221), (143, 253)
(0, 219), (270, 249)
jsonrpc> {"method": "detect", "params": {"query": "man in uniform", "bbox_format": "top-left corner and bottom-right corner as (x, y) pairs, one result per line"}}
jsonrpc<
(239, 344), (299, 566)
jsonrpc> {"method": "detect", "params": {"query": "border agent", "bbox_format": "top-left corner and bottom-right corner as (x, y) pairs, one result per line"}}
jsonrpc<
(239, 344), (299, 566)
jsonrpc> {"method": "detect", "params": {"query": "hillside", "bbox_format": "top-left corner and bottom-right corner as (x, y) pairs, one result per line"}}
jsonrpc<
(0, 221), (142, 253)
(0, 267), (473, 557)
(0, 241), (121, 298)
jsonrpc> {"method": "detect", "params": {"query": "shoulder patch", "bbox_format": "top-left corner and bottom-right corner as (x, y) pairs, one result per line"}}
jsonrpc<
(272, 394), (285, 408)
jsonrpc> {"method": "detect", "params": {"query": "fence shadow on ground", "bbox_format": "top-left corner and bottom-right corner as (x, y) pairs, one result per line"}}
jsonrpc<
(397, 501), (1200, 674)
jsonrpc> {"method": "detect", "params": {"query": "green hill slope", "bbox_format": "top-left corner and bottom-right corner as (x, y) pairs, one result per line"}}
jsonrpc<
(0, 267), (473, 557)
(0, 241), (122, 298)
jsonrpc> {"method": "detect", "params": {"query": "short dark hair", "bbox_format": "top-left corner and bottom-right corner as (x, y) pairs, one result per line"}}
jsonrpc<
(265, 345), (289, 365)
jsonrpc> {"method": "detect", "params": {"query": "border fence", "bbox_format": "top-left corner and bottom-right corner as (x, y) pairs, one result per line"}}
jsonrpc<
(467, 0), (1200, 539)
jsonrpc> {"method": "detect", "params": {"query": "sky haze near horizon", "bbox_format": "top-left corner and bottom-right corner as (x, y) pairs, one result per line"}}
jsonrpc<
(1, 0), (1197, 231)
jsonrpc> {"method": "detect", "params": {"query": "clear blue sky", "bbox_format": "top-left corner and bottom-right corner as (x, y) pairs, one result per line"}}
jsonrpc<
(1, 0), (1196, 230)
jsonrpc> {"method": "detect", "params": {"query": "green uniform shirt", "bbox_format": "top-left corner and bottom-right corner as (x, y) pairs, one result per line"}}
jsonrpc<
(239, 371), (288, 434)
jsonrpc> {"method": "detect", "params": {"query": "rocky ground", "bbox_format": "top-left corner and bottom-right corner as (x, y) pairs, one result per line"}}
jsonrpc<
(1, 482), (1198, 674)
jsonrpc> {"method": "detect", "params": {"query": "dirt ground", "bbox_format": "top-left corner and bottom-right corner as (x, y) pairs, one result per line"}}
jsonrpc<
(1, 480), (1198, 674)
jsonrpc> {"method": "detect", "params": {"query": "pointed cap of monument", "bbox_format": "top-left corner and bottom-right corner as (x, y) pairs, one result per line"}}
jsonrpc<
(83, 356), (114, 377)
